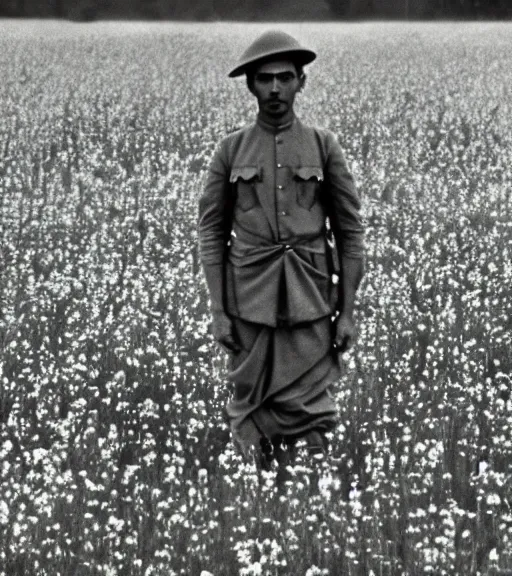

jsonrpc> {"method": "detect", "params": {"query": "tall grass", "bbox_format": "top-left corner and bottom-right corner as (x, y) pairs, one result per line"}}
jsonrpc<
(0, 21), (511, 576)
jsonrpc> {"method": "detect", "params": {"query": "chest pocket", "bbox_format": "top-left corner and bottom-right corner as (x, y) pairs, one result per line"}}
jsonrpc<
(230, 166), (261, 212)
(293, 166), (324, 211)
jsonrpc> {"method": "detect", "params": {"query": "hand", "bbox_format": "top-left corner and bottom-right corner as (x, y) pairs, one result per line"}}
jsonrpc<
(333, 313), (356, 353)
(211, 311), (241, 354)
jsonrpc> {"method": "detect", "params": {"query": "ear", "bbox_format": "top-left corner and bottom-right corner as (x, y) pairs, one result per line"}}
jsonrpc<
(246, 74), (256, 96)
(298, 73), (306, 92)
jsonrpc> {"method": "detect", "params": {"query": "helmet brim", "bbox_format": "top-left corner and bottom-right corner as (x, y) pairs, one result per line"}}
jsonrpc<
(228, 48), (317, 78)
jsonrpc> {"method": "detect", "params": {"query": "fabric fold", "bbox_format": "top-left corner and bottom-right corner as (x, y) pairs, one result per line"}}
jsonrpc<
(226, 316), (340, 453)
(226, 225), (336, 327)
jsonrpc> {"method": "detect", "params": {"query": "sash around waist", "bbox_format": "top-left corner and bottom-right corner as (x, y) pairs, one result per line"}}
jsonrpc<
(225, 225), (337, 327)
(228, 225), (326, 266)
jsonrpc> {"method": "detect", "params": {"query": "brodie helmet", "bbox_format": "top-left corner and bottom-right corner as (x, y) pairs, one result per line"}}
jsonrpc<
(228, 30), (317, 78)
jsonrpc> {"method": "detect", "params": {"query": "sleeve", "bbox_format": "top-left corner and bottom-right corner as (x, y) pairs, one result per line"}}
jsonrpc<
(323, 131), (365, 260)
(198, 139), (232, 266)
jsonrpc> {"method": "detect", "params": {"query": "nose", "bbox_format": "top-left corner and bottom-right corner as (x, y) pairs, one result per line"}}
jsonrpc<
(271, 77), (279, 93)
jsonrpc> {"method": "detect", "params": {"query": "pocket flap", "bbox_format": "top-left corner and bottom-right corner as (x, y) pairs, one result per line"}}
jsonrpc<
(293, 166), (324, 182)
(230, 166), (261, 183)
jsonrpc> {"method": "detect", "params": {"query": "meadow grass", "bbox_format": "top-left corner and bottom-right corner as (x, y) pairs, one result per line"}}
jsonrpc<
(0, 20), (511, 576)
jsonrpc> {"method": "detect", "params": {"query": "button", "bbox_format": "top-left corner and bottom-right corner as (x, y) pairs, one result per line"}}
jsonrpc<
(277, 163), (282, 168)
(284, 244), (292, 251)
(276, 138), (282, 144)
(279, 211), (287, 216)
(277, 185), (284, 190)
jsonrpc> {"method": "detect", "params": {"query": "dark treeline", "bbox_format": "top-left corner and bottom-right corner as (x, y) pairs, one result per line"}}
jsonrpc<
(0, 0), (511, 20)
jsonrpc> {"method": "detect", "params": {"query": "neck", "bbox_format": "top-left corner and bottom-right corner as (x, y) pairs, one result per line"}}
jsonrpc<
(257, 109), (295, 130)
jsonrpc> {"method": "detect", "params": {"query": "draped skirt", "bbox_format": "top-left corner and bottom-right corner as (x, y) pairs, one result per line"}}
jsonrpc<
(225, 315), (340, 454)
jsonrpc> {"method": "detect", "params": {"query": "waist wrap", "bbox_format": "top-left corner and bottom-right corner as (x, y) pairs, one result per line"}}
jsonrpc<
(226, 225), (336, 327)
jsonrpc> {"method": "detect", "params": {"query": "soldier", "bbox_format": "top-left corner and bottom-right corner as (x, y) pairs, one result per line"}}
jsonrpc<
(198, 30), (365, 470)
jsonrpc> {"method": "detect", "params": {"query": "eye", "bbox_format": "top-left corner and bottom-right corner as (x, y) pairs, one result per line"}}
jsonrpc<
(277, 73), (295, 83)
(255, 74), (273, 84)
(255, 72), (296, 84)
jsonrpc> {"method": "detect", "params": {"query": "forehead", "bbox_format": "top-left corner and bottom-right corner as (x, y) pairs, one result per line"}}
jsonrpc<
(255, 60), (297, 75)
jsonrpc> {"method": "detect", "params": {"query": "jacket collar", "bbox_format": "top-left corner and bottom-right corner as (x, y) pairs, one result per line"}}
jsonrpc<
(256, 113), (296, 134)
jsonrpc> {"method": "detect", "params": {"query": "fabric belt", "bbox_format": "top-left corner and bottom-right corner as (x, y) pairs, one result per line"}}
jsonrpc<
(226, 224), (336, 326)
(228, 224), (326, 266)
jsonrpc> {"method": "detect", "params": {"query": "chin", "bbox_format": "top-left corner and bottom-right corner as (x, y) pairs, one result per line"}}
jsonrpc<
(267, 104), (288, 115)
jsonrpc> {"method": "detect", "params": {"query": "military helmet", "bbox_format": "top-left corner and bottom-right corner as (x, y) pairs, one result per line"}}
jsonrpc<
(228, 30), (316, 78)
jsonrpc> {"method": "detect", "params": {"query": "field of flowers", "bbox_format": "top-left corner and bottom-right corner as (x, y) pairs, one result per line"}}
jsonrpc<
(0, 19), (511, 576)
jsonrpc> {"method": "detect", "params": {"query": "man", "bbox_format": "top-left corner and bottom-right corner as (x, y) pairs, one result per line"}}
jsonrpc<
(198, 30), (364, 467)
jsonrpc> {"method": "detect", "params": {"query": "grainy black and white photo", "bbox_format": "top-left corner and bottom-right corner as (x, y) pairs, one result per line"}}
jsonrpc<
(0, 0), (511, 575)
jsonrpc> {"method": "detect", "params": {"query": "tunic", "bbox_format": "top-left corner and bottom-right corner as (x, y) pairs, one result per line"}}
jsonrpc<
(198, 115), (364, 452)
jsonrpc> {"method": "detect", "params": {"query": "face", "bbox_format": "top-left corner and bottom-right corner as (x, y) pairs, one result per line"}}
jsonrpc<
(249, 59), (304, 120)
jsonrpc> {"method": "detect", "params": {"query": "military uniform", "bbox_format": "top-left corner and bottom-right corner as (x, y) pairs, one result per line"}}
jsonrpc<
(198, 31), (364, 455)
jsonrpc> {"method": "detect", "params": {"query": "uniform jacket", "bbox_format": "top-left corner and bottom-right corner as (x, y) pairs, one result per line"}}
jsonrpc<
(198, 115), (364, 328)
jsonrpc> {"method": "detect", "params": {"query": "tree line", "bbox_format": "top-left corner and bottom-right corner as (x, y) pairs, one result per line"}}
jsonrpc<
(327, 0), (511, 19)
(1, 0), (510, 20)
